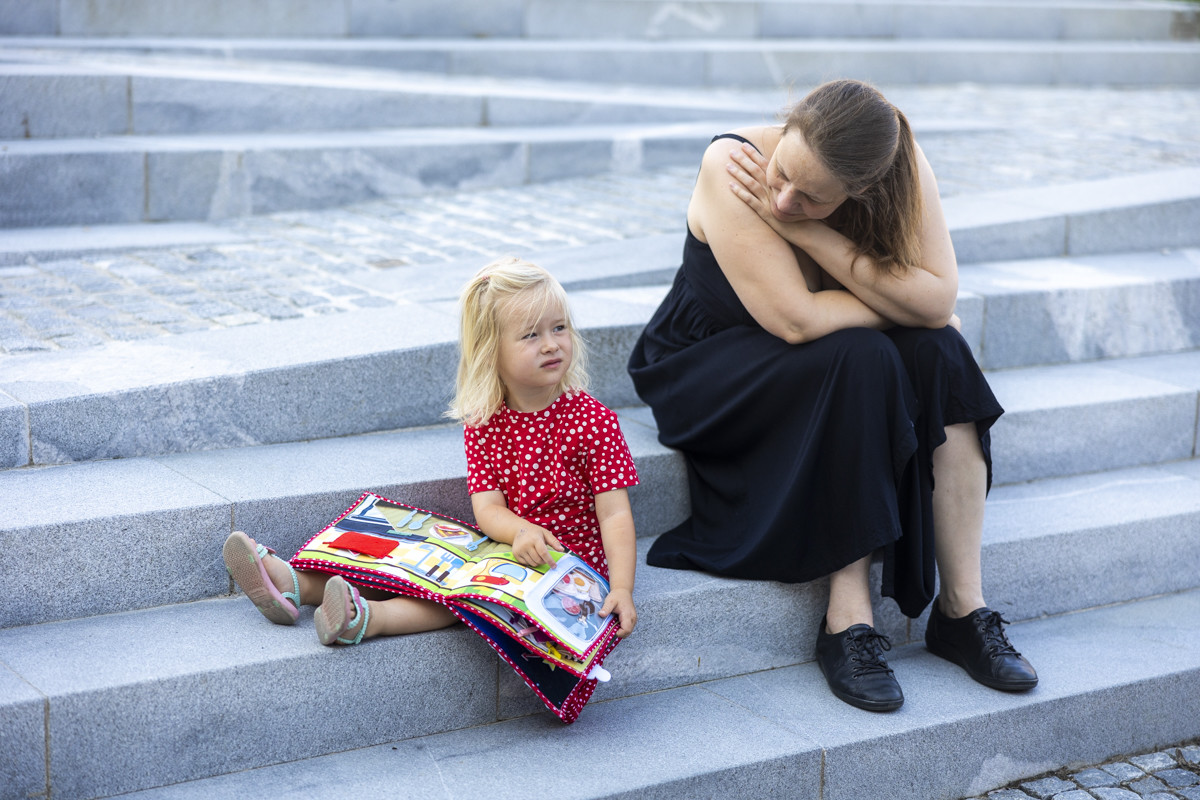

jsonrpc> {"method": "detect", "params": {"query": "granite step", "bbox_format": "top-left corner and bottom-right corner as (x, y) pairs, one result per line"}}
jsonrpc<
(3, 352), (1199, 630)
(0, 50), (763, 139)
(0, 122), (732, 229)
(4, 35), (1199, 87)
(3, 581), (1197, 800)
(3, 176), (1200, 469)
(3, 0), (1194, 41)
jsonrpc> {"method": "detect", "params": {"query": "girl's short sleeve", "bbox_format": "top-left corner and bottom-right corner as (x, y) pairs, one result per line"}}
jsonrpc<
(583, 401), (639, 494)
(463, 425), (500, 494)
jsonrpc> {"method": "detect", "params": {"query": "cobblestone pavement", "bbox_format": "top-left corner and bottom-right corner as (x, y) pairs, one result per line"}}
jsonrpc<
(963, 741), (1200, 800)
(2, 84), (1199, 357)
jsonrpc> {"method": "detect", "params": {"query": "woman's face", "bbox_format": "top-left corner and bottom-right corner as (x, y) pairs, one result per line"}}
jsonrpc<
(765, 130), (848, 222)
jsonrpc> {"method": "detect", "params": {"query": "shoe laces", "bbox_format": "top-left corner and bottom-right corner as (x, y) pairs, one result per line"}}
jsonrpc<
(973, 609), (1021, 658)
(846, 627), (895, 677)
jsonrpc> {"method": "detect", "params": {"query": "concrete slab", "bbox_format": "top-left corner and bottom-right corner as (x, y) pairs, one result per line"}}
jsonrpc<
(0, 457), (230, 627)
(0, 220), (247, 266)
(0, 597), (498, 798)
(0, 69), (129, 139)
(0, 391), (27, 468)
(988, 359), (1198, 484)
(0, 663), (44, 800)
(704, 589), (1200, 800)
(43, 589), (1200, 800)
(982, 464), (1200, 619)
(57, 0), (348, 37)
(960, 249), (1200, 369)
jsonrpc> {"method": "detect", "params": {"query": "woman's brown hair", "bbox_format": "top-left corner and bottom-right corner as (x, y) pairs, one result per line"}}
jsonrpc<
(783, 79), (924, 275)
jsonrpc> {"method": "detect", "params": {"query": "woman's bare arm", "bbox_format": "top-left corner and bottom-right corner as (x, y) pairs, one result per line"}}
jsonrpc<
(691, 135), (890, 344)
(727, 140), (958, 329)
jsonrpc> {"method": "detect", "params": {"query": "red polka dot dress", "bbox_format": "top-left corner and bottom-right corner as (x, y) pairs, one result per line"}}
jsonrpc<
(464, 391), (639, 578)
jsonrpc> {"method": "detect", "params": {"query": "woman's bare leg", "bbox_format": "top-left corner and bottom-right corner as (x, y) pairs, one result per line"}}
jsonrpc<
(931, 422), (988, 617)
(825, 554), (874, 632)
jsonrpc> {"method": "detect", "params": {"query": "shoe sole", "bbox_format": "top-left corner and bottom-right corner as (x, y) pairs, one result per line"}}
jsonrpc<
(222, 531), (299, 626)
(925, 639), (1039, 692)
(817, 662), (904, 712)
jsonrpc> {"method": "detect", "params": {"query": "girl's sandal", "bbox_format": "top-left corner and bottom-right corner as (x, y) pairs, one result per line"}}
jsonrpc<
(222, 530), (301, 625)
(314, 576), (371, 646)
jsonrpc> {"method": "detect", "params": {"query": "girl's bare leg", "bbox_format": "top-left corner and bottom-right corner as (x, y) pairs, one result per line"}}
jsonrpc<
(931, 422), (988, 617)
(359, 593), (458, 637)
(262, 551), (330, 606)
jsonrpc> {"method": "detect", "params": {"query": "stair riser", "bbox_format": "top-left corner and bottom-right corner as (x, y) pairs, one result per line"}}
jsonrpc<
(0, 136), (712, 229)
(3, 0), (1193, 40)
(0, 72), (752, 139)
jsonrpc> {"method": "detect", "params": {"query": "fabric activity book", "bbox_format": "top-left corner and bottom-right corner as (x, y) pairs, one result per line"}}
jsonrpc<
(290, 491), (621, 723)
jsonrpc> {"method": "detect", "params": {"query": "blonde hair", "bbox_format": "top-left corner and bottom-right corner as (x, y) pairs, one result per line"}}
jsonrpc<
(782, 79), (924, 276)
(446, 257), (588, 427)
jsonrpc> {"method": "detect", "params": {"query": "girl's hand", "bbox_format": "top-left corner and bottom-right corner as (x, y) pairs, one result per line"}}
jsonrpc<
(598, 587), (637, 638)
(512, 524), (563, 568)
(726, 143), (776, 228)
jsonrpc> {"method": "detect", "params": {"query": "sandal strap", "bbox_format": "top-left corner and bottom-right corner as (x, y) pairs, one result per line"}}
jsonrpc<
(255, 543), (301, 609)
(337, 584), (370, 646)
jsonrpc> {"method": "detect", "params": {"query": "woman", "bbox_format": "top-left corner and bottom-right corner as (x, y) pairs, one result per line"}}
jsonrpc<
(627, 79), (1036, 712)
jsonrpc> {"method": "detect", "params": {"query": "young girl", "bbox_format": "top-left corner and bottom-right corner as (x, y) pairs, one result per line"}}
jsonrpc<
(222, 256), (639, 646)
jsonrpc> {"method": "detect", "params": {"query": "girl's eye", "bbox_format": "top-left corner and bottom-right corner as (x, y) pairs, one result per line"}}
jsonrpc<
(554, 325), (567, 333)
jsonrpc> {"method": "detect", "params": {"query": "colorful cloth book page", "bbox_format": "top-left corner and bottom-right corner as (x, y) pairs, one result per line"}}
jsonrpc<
(289, 492), (621, 723)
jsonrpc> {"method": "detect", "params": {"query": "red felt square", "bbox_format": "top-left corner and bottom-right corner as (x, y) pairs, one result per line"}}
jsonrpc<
(328, 531), (398, 559)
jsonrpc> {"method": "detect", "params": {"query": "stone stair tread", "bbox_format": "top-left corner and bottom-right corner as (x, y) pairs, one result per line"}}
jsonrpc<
(3, 384), (1197, 628)
(6, 588), (1198, 799)
(4, 0), (1194, 41)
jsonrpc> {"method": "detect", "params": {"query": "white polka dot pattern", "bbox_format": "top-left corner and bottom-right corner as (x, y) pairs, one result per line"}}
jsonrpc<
(464, 392), (639, 577)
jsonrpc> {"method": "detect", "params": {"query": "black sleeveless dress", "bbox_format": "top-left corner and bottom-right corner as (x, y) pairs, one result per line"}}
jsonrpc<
(627, 135), (1003, 619)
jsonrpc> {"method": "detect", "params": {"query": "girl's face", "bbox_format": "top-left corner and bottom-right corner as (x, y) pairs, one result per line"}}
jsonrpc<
(496, 296), (573, 411)
(765, 130), (848, 222)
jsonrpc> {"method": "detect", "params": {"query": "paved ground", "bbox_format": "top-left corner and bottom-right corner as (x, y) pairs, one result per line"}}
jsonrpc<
(2, 84), (1199, 355)
(970, 742), (1200, 800)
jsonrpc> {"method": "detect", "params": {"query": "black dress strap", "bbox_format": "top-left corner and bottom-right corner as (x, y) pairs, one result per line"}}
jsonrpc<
(711, 133), (761, 154)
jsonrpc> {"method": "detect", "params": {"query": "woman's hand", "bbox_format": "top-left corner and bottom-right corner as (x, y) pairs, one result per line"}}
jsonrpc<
(511, 523), (563, 568)
(598, 587), (637, 638)
(726, 143), (778, 229)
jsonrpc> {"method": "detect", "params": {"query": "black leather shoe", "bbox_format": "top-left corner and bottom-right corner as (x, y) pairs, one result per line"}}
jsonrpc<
(925, 600), (1038, 691)
(816, 618), (904, 712)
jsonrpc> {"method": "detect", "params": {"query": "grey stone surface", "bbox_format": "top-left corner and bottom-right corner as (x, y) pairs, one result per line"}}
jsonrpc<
(1131, 751), (1180, 772)
(0, 597), (497, 798)
(351, 0), (524, 37)
(1021, 776), (1079, 798)
(1103, 762), (1150, 782)
(704, 590), (1200, 800)
(0, 391), (27, 469)
(1158, 768), (1200, 788)
(131, 77), (485, 135)
(961, 250), (1200, 370)
(109, 684), (822, 799)
(987, 361), (1198, 484)
(0, 0), (55, 34)
(1183, 746), (1200, 767)
(0, 457), (230, 627)
(58, 0), (348, 36)
(0, 149), (144, 228)
(1091, 789), (1142, 800)
(980, 464), (1200, 619)
(0, 70), (129, 139)
(1074, 767), (1122, 788)
(0, 663), (44, 800)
